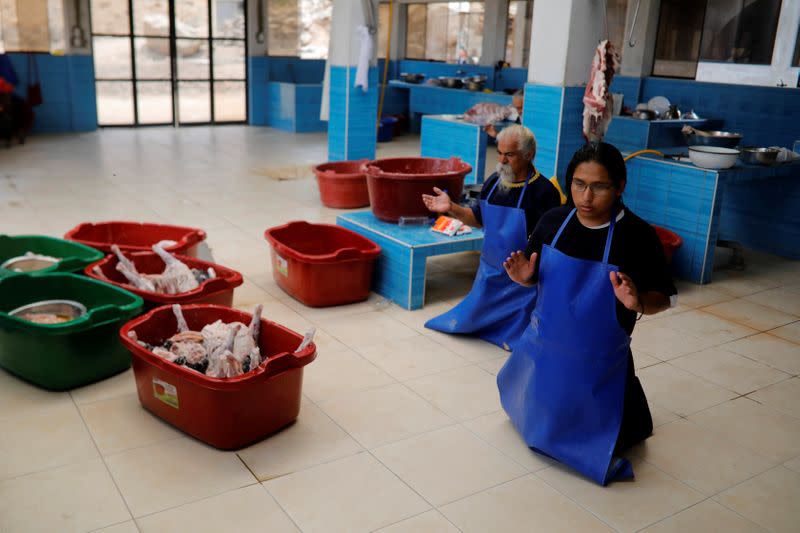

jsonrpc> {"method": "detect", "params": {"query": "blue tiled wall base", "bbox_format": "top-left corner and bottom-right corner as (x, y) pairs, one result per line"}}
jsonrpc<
(421, 116), (487, 184)
(337, 211), (484, 310)
(523, 83), (561, 178)
(608, 76), (642, 112)
(555, 87), (586, 182)
(263, 57), (325, 83)
(328, 66), (379, 161)
(604, 117), (721, 152)
(248, 56), (268, 125)
(624, 157), (721, 283)
(261, 82), (326, 132)
(8, 53), (96, 133)
(718, 164), (800, 260)
(523, 83), (587, 186)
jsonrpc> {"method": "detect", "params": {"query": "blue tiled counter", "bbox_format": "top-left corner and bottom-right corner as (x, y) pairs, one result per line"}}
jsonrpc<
(337, 211), (484, 309)
(624, 152), (800, 284)
(388, 80), (511, 132)
(421, 115), (487, 185)
(605, 116), (714, 152)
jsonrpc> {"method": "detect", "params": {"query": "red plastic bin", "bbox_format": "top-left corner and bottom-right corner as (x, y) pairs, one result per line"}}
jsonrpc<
(264, 221), (381, 307)
(364, 157), (471, 223)
(119, 304), (317, 450)
(652, 225), (684, 264)
(65, 221), (207, 257)
(85, 251), (243, 310)
(312, 160), (370, 208)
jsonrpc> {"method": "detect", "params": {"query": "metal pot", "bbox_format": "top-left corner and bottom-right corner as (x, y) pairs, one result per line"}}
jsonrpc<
(634, 109), (657, 120)
(399, 72), (424, 84)
(683, 129), (742, 149)
(439, 76), (463, 89)
(663, 105), (682, 119)
(0, 254), (60, 272)
(464, 80), (485, 91)
(739, 147), (780, 166)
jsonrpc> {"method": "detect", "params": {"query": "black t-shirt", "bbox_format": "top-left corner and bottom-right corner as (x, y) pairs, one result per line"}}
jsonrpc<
(471, 168), (562, 236)
(524, 205), (677, 335)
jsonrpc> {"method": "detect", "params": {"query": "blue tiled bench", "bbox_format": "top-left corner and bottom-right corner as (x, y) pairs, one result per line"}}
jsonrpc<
(421, 115), (487, 185)
(337, 211), (484, 309)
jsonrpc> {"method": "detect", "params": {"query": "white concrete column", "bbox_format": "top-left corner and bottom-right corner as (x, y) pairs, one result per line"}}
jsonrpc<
(619, 0), (661, 78)
(248, 0), (268, 56)
(479, 0), (509, 66)
(327, 0), (380, 161)
(63, 0), (92, 54)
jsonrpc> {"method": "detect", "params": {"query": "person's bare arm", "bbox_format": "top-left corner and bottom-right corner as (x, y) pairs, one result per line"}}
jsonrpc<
(421, 187), (481, 227)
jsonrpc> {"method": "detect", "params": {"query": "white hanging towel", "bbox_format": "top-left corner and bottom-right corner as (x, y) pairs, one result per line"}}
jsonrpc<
(354, 25), (374, 91)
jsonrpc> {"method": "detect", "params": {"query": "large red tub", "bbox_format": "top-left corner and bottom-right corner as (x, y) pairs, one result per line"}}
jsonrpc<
(313, 160), (370, 208)
(264, 221), (380, 307)
(364, 157), (471, 222)
(120, 304), (317, 450)
(65, 221), (206, 257)
(86, 251), (243, 310)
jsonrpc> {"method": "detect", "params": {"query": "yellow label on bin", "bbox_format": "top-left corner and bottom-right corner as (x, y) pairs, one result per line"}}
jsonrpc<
(153, 377), (179, 409)
(276, 255), (288, 277)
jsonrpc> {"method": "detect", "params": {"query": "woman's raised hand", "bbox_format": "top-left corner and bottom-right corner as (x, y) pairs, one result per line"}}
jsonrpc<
(504, 251), (537, 285)
(421, 187), (452, 214)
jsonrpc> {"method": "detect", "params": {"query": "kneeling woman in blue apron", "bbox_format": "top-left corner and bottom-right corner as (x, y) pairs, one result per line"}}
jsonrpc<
(422, 125), (561, 351)
(499, 142), (677, 485)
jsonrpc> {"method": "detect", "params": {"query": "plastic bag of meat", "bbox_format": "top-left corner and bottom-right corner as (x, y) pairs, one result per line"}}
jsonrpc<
(462, 102), (520, 127)
(582, 39), (620, 142)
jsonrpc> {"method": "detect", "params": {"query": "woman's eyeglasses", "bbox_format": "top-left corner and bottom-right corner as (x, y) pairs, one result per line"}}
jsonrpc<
(571, 179), (614, 195)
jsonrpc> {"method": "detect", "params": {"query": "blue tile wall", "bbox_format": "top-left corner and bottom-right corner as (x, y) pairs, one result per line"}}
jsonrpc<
(420, 116), (487, 184)
(523, 83), (563, 179)
(640, 77), (800, 148)
(264, 57), (325, 83)
(328, 66), (378, 161)
(494, 68), (527, 93)
(608, 76), (642, 111)
(378, 85), (408, 116)
(624, 157), (721, 283)
(8, 53), (97, 133)
(718, 164), (800, 259)
(248, 56), (269, 125)
(555, 86), (586, 182)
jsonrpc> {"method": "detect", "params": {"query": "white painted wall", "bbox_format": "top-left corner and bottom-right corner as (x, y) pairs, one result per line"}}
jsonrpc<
(695, 0), (800, 87)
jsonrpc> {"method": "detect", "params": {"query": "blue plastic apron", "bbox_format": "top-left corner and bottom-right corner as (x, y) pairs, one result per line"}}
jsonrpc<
(425, 170), (538, 351)
(497, 208), (634, 485)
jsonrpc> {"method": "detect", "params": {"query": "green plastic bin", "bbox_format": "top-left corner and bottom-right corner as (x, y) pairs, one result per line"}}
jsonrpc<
(0, 273), (144, 390)
(0, 235), (105, 278)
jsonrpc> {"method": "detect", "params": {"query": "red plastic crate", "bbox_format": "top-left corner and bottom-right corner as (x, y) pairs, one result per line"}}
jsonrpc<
(264, 221), (381, 307)
(119, 304), (317, 450)
(85, 251), (243, 310)
(65, 221), (206, 257)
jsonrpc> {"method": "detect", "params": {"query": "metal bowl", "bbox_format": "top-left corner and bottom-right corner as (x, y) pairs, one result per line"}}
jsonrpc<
(634, 109), (657, 120)
(8, 299), (87, 324)
(688, 146), (740, 170)
(464, 80), (485, 91)
(683, 130), (742, 149)
(0, 254), (60, 272)
(739, 147), (780, 166)
(438, 76), (463, 89)
(399, 72), (424, 84)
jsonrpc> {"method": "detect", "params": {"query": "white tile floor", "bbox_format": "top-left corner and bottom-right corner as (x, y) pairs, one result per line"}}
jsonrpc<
(1, 127), (799, 532)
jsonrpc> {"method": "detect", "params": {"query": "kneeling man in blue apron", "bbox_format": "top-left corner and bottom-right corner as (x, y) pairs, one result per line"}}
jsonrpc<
(500, 142), (677, 485)
(422, 125), (561, 351)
